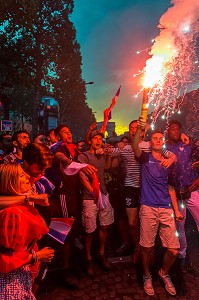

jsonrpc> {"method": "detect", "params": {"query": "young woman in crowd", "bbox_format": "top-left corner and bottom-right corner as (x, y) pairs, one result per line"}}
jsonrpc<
(0, 163), (54, 300)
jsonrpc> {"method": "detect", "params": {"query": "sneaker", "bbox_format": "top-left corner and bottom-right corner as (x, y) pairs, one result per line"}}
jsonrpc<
(96, 253), (111, 271)
(86, 260), (94, 277)
(132, 249), (141, 265)
(158, 270), (176, 296)
(143, 275), (154, 296)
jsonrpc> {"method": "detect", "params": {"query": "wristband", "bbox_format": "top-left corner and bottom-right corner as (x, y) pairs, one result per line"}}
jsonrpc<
(24, 195), (29, 203)
(30, 250), (38, 265)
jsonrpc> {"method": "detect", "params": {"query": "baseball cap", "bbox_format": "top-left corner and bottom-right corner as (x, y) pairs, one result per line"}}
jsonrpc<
(89, 130), (104, 140)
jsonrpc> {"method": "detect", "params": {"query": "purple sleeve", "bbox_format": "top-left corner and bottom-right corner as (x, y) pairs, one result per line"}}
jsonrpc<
(55, 145), (66, 155)
(135, 151), (149, 164)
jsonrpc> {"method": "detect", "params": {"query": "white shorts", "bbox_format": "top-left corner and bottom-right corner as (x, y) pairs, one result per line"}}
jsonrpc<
(139, 205), (180, 249)
(82, 195), (114, 233)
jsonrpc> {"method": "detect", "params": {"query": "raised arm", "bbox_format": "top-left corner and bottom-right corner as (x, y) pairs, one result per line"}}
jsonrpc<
(85, 122), (97, 145)
(54, 151), (72, 168)
(131, 117), (145, 158)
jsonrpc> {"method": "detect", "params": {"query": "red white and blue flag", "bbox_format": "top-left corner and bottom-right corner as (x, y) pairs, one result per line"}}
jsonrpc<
(100, 85), (121, 133)
(48, 218), (74, 244)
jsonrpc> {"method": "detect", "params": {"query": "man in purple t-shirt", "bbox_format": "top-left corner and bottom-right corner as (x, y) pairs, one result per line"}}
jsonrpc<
(166, 120), (199, 270)
(132, 117), (183, 297)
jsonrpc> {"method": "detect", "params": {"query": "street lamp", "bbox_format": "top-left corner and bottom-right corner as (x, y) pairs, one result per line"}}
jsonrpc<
(85, 81), (94, 85)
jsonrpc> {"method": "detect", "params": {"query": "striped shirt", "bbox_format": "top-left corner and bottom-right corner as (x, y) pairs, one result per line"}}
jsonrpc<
(111, 141), (150, 187)
(111, 142), (172, 188)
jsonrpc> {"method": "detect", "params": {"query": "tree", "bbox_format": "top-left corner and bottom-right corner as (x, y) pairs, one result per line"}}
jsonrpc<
(0, 0), (95, 135)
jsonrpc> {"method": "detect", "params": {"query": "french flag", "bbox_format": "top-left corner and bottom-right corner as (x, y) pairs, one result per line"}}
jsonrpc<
(100, 86), (121, 133)
(48, 218), (74, 244)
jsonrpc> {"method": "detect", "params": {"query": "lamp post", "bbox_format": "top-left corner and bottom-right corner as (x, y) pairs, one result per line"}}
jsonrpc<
(85, 81), (94, 85)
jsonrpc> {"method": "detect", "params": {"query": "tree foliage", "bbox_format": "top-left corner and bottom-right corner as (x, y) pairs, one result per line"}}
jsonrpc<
(0, 0), (95, 136)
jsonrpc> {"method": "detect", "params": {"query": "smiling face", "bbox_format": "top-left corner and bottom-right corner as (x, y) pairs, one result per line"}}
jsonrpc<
(0, 163), (31, 195)
(167, 123), (181, 143)
(19, 169), (31, 193)
(59, 127), (73, 143)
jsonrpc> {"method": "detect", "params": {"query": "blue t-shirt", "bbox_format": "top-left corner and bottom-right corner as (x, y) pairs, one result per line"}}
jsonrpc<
(166, 141), (198, 189)
(136, 151), (172, 208)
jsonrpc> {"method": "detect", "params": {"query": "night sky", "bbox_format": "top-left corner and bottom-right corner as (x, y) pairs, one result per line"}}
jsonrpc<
(71, 0), (171, 134)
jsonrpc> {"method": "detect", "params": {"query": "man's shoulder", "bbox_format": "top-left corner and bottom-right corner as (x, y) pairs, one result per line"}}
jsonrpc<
(166, 141), (190, 152)
(50, 141), (62, 153)
(166, 140), (183, 147)
(78, 151), (91, 162)
(3, 153), (18, 163)
(136, 150), (149, 163)
(54, 143), (69, 156)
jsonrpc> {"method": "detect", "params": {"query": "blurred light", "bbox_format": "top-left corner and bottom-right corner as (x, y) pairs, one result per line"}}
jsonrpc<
(175, 231), (179, 237)
(178, 110), (181, 114)
(182, 25), (190, 33)
(161, 115), (165, 119)
(137, 51), (140, 54)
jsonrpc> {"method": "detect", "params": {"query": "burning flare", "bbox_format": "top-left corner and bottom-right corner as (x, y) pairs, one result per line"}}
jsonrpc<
(138, 0), (199, 123)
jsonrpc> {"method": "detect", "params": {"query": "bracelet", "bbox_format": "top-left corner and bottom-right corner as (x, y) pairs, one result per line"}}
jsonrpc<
(24, 195), (29, 203)
(30, 250), (38, 265)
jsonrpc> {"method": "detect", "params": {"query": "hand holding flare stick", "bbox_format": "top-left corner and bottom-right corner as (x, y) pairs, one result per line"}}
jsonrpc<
(140, 87), (150, 130)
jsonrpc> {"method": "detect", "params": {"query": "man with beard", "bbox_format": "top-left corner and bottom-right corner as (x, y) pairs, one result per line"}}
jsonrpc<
(49, 124), (97, 288)
(78, 130), (114, 277)
(3, 130), (30, 163)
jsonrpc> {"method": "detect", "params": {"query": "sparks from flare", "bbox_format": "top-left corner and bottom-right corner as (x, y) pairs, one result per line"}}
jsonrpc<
(134, 0), (199, 124)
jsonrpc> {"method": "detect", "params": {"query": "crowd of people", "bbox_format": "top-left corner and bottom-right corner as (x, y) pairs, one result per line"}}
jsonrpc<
(0, 117), (199, 298)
